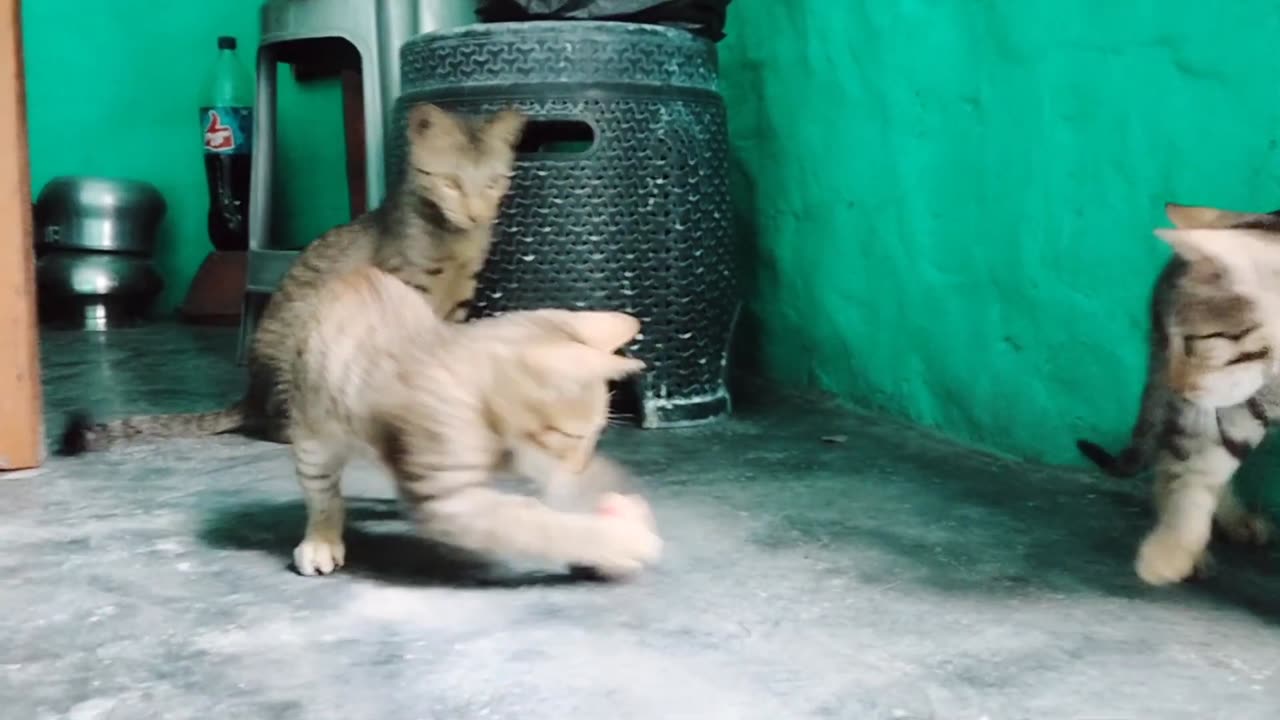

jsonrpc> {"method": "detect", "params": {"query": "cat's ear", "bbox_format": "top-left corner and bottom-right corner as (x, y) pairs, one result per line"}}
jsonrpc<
(485, 108), (527, 149)
(407, 104), (456, 142)
(1164, 202), (1256, 229)
(522, 342), (647, 382)
(1155, 227), (1275, 291)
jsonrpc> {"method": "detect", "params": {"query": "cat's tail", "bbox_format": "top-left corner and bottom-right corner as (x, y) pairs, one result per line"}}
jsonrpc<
(58, 400), (246, 455)
(1075, 376), (1165, 479)
(1075, 438), (1151, 478)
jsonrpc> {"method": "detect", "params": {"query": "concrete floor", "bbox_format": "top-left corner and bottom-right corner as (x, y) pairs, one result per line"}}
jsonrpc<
(5, 324), (1280, 719)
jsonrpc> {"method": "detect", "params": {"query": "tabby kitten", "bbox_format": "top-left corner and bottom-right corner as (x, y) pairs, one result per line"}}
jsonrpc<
(288, 266), (660, 579)
(1077, 203), (1280, 478)
(1089, 208), (1280, 585)
(61, 104), (526, 453)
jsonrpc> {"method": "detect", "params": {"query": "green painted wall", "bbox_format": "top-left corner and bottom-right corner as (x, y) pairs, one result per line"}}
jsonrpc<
(719, 2), (1280, 469)
(20, 1), (1280, 478)
(22, 0), (350, 312)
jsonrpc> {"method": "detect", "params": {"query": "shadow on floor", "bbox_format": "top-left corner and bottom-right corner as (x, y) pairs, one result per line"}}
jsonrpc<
(631, 387), (1280, 624)
(199, 497), (595, 590)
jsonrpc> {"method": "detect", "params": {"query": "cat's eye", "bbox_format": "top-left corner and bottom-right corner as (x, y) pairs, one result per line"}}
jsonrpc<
(1187, 325), (1259, 343)
(546, 427), (585, 440)
(1184, 325), (1261, 356)
(415, 168), (461, 193)
(1227, 347), (1271, 366)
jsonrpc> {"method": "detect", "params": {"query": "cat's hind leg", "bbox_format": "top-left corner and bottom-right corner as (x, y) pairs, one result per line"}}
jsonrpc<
(292, 434), (351, 576)
(1214, 481), (1272, 546)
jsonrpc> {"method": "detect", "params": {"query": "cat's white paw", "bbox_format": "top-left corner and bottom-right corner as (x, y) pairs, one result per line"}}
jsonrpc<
(294, 537), (346, 576)
(585, 493), (662, 580)
(1218, 512), (1273, 546)
(599, 493), (656, 528)
(1135, 530), (1198, 586)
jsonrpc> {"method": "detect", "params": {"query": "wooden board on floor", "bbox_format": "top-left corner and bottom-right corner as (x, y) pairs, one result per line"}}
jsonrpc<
(0, 0), (44, 470)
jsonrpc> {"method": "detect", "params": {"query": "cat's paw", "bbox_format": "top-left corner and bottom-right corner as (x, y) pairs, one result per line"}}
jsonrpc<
(1135, 530), (1198, 586)
(583, 494), (662, 580)
(598, 492), (656, 528)
(1218, 511), (1273, 546)
(293, 537), (346, 576)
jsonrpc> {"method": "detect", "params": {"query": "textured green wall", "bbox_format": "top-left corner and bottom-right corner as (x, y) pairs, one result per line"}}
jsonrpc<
(20, 2), (1280, 472)
(720, 1), (1280, 467)
(22, 1), (350, 312)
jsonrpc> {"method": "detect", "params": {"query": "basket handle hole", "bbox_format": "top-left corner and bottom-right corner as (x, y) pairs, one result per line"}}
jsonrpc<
(517, 120), (596, 157)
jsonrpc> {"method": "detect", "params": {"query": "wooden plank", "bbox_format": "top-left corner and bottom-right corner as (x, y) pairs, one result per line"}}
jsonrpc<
(0, 0), (44, 470)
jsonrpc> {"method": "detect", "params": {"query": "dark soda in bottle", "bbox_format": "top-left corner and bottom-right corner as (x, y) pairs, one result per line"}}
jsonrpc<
(201, 35), (254, 252)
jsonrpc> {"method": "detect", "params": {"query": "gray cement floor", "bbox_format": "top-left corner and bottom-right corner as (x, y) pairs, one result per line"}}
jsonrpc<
(5, 324), (1280, 719)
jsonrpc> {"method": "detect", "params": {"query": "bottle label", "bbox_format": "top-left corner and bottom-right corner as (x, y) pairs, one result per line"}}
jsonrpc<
(201, 106), (252, 155)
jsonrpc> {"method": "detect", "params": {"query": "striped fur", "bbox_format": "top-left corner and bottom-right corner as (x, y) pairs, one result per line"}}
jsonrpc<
(1076, 204), (1280, 478)
(59, 105), (526, 455)
(1096, 205), (1280, 586)
(287, 267), (659, 579)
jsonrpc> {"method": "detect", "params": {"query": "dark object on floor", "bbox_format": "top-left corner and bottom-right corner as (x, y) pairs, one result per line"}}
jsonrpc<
(57, 409), (95, 456)
(567, 563), (611, 581)
(393, 21), (739, 428)
(181, 250), (247, 326)
(476, 0), (731, 41)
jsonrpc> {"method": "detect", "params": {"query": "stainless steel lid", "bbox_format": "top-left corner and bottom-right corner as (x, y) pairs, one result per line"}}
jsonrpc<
(34, 175), (167, 254)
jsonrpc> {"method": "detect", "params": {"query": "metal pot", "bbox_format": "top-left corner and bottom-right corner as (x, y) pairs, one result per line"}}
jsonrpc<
(34, 176), (167, 254)
(36, 252), (165, 330)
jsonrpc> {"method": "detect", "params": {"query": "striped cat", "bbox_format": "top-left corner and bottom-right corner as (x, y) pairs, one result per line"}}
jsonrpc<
(288, 266), (660, 579)
(1076, 203), (1280, 478)
(1079, 203), (1280, 585)
(61, 104), (526, 453)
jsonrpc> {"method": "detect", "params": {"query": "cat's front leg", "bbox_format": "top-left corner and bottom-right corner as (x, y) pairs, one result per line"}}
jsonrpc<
(1136, 403), (1258, 585)
(414, 482), (662, 579)
(1137, 453), (1235, 585)
(291, 435), (350, 576)
(508, 443), (632, 511)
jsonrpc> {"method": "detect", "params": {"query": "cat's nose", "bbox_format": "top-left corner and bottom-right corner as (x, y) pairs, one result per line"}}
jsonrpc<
(466, 200), (493, 225)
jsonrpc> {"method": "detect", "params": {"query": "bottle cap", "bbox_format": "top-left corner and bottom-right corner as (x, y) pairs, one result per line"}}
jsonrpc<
(218, 36), (237, 50)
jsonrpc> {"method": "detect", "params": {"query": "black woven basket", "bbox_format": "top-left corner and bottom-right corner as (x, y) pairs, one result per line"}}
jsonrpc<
(389, 21), (739, 428)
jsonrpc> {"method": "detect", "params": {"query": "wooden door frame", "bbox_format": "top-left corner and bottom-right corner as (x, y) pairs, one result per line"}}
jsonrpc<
(0, 0), (44, 471)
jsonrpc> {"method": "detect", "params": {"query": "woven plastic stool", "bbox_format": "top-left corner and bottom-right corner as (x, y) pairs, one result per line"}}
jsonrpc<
(391, 21), (740, 428)
(237, 0), (476, 362)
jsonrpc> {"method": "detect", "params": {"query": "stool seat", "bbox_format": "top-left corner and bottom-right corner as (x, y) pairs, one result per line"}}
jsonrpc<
(236, 0), (476, 363)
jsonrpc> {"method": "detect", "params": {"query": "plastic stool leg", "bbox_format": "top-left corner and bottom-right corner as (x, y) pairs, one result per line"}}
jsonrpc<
(248, 49), (277, 255)
(238, 49), (279, 363)
(358, 42), (386, 208)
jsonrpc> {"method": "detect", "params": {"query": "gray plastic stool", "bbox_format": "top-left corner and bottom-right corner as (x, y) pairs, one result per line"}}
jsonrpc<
(237, 0), (476, 362)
